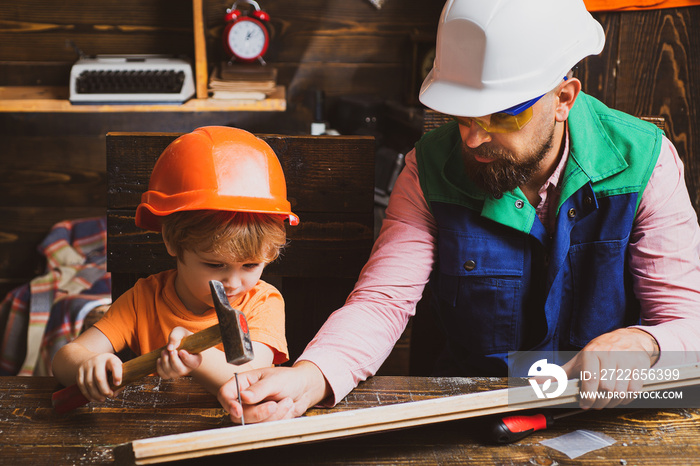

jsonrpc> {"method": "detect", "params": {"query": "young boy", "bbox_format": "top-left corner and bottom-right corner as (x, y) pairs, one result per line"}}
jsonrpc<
(52, 126), (298, 402)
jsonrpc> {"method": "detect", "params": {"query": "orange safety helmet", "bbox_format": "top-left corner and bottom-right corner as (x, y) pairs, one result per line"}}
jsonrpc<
(136, 126), (299, 232)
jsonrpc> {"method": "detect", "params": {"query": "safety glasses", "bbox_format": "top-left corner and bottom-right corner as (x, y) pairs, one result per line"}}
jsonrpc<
(455, 108), (533, 133)
(454, 94), (541, 133)
(454, 77), (568, 133)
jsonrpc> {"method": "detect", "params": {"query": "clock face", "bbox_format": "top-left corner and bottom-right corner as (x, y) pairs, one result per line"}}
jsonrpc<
(226, 17), (269, 61)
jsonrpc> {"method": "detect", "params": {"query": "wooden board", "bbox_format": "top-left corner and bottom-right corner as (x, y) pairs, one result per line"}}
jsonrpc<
(3, 375), (700, 465)
(114, 363), (700, 465)
(0, 86), (286, 112)
(192, 0), (209, 100)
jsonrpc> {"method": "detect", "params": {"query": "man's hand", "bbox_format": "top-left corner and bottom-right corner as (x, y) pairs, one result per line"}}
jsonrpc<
(562, 327), (660, 409)
(157, 327), (203, 379)
(217, 360), (331, 424)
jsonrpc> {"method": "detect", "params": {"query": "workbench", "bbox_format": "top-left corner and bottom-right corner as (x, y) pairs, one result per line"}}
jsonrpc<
(2, 375), (698, 465)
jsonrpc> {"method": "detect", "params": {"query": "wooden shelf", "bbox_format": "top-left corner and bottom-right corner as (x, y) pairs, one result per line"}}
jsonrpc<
(0, 85), (286, 113)
(0, 2), (286, 114)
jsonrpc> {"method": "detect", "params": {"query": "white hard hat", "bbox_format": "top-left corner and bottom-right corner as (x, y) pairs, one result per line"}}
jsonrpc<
(419, 0), (605, 117)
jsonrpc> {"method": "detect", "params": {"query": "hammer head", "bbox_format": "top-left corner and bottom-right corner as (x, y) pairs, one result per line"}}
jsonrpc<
(209, 280), (255, 365)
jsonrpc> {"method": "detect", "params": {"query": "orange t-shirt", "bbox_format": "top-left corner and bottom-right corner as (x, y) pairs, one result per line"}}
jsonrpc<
(94, 269), (288, 365)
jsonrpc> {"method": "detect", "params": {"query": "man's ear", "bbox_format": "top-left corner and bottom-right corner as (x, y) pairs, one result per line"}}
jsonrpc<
(555, 77), (581, 122)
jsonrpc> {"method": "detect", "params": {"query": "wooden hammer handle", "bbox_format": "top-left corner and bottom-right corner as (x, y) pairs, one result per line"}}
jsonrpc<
(120, 324), (221, 386)
(52, 324), (222, 414)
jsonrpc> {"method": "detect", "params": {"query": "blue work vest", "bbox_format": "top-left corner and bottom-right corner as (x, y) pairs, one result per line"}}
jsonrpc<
(415, 93), (663, 376)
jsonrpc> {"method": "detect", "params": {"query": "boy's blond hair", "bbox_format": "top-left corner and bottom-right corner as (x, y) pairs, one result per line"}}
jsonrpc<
(161, 210), (287, 264)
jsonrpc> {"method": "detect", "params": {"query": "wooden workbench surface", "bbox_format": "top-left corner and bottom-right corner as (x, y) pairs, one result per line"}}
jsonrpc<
(1, 376), (699, 465)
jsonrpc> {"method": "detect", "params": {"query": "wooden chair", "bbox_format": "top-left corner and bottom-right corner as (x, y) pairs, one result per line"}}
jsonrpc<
(106, 132), (375, 362)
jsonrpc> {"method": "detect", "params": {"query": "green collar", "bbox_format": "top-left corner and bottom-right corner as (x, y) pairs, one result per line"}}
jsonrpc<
(559, 93), (629, 209)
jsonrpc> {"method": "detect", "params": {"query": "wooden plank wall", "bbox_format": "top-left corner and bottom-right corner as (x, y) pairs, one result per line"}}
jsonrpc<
(578, 10), (700, 212)
(0, 0), (443, 299)
(1, 2), (699, 372)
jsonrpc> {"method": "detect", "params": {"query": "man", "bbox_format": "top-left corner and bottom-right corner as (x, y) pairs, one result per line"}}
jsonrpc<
(219, 0), (700, 422)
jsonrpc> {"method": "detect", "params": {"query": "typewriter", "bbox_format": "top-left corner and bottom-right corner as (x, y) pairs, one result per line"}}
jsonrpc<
(69, 55), (195, 104)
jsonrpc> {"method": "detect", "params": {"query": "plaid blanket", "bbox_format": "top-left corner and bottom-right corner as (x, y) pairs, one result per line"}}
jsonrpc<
(0, 217), (111, 376)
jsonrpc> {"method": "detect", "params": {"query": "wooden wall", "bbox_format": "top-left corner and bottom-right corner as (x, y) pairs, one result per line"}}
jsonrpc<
(1, 2), (699, 373)
(578, 9), (700, 212)
(0, 0), (443, 300)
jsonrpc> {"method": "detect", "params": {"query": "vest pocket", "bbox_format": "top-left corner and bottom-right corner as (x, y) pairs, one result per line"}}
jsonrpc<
(436, 230), (525, 354)
(440, 275), (523, 354)
(568, 239), (629, 347)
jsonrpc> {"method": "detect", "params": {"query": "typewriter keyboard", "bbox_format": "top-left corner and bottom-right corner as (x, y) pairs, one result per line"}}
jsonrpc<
(75, 69), (186, 94)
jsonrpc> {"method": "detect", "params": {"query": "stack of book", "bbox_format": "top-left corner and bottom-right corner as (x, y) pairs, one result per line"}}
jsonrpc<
(208, 62), (277, 101)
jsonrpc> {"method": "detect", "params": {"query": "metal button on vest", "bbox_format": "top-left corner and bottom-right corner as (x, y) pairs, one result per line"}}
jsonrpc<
(515, 200), (525, 209)
(463, 260), (476, 271)
(584, 196), (594, 207)
(568, 208), (576, 218)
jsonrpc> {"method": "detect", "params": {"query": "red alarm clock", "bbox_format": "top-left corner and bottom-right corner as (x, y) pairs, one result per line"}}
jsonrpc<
(223, 0), (271, 63)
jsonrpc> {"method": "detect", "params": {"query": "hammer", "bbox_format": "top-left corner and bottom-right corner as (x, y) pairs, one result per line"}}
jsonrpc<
(51, 280), (254, 414)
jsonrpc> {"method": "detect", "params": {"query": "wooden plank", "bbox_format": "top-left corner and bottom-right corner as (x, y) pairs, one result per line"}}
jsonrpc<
(580, 12), (620, 105)
(0, 0), (194, 62)
(114, 363), (700, 464)
(0, 376), (503, 464)
(0, 86), (286, 112)
(0, 163), (106, 209)
(614, 8), (700, 214)
(2, 375), (700, 464)
(192, 0), (209, 100)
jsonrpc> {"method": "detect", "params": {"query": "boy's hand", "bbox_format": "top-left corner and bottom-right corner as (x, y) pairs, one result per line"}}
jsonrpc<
(76, 353), (124, 402)
(157, 326), (203, 379)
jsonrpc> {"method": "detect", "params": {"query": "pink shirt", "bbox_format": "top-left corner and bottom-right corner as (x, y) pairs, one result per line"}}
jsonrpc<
(300, 134), (700, 405)
(536, 131), (570, 234)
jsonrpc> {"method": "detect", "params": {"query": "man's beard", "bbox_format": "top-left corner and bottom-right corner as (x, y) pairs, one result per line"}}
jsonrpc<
(461, 123), (556, 198)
